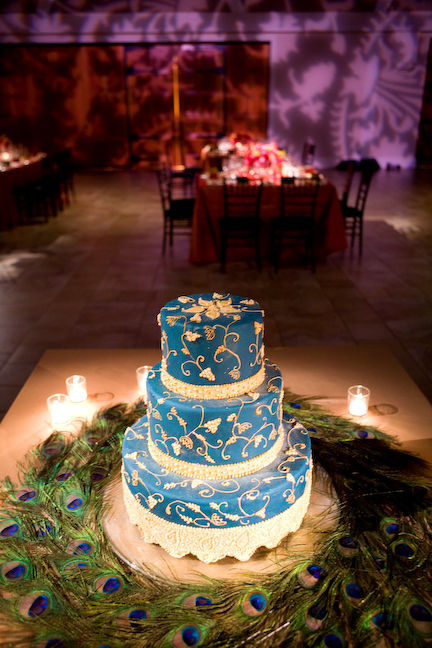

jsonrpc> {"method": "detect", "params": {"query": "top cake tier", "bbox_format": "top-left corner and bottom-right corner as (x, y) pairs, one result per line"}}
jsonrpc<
(159, 293), (264, 399)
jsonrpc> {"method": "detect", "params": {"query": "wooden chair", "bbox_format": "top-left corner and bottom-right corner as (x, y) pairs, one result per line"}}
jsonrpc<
(220, 179), (263, 273)
(341, 167), (375, 255)
(270, 177), (321, 272)
(156, 164), (195, 255)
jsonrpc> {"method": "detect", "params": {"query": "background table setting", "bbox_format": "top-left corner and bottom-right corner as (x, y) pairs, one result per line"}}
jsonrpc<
(190, 134), (347, 265)
(0, 143), (46, 230)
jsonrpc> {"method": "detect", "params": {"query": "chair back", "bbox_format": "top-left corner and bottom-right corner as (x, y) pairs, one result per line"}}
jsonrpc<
(340, 160), (356, 209)
(280, 177), (320, 222)
(354, 168), (375, 214)
(156, 164), (172, 215)
(223, 180), (263, 221)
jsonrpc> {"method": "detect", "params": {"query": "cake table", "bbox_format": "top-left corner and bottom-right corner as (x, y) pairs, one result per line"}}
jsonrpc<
(0, 346), (431, 648)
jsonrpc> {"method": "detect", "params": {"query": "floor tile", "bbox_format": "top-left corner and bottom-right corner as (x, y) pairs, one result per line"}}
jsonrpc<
(0, 166), (431, 422)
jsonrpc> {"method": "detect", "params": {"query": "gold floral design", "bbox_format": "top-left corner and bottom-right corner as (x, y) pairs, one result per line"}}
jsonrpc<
(166, 316), (180, 326)
(204, 326), (215, 340)
(184, 330), (201, 341)
(199, 367), (215, 381)
(182, 297), (241, 321)
(204, 418), (222, 434)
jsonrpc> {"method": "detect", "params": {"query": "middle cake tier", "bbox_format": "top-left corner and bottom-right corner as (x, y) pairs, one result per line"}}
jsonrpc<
(146, 359), (284, 478)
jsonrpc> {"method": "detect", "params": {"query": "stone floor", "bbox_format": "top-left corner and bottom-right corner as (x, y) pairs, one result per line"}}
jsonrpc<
(0, 167), (431, 420)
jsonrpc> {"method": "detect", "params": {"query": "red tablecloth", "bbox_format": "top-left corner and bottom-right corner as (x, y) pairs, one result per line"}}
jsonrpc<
(190, 178), (348, 264)
(0, 156), (44, 230)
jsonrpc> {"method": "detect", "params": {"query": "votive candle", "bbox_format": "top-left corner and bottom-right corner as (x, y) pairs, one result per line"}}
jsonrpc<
(136, 365), (151, 402)
(47, 393), (71, 427)
(66, 375), (88, 403)
(348, 385), (370, 417)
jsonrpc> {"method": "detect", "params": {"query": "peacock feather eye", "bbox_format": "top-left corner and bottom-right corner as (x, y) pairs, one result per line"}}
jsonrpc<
(242, 590), (268, 616)
(392, 540), (416, 560)
(40, 435), (65, 457)
(173, 625), (201, 647)
(89, 468), (107, 482)
(67, 539), (96, 556)
(195, 596), (212, 607)
(15, 487), (37, 503)
(183, 593), (213, 608)
(290, 402), (301, 409)
(94, 574), (124, 595)
(84, 433), (103, 446)
(64, 493), (85, 513)
(321, 630), (345, 647)
(299, 563), (328, 588)
(407, 602), (432, 636)
(367, 610), (393, 630)
(1, 561), (28, 582)
(0, 519), (20, 538)
(33, 637), (67, 648)
(116, 607), (151, 629)
(380, 518), (399, 540)
(62, 559), (91, 575)
(356, 429), (374, 439)
(305, 603), (327, 630)
(54, 471), (72, 482)
(337, 536), (361, 557)
(343, 582), (365, 606)
(18, 592), (51, 618)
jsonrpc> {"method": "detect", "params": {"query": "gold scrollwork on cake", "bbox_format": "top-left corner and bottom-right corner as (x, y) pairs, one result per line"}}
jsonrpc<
(161, 364), (265, 400)
(147, 429), (284, 480)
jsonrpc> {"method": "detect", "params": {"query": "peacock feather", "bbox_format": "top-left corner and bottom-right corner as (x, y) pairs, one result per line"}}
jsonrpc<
(0, 395), (430, 647)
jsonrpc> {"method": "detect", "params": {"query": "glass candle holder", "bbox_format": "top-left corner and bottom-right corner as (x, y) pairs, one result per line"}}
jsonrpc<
(136, 365), (151, 402)
(47, 393), (71, 427)
(347, 385), (370, 417)
(66, 375), (88, 403)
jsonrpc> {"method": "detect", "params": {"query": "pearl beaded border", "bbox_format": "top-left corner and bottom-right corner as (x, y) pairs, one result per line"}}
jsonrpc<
(147, 427), (285, 479)
(160, 364), (265, 400)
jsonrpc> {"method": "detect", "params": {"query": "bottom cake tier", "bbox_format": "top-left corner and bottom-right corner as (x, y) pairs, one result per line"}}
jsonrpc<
(122, 412), (312, 563)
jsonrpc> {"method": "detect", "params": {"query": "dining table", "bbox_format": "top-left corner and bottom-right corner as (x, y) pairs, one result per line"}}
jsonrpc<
(189, 176), (348, 265)
(0, 154), (45, 230)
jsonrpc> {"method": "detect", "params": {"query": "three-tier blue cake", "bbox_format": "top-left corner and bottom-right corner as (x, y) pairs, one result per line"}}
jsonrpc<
(122, 293), (312, 563)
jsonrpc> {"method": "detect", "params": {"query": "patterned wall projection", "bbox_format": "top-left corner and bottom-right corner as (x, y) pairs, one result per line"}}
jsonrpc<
(0, 43), (269, 168)
(0, 45), (129, 167)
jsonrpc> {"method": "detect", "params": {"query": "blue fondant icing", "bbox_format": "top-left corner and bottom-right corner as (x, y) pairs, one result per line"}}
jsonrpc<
(160, 293), (264, 387)
(144, 359), (283, 466)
